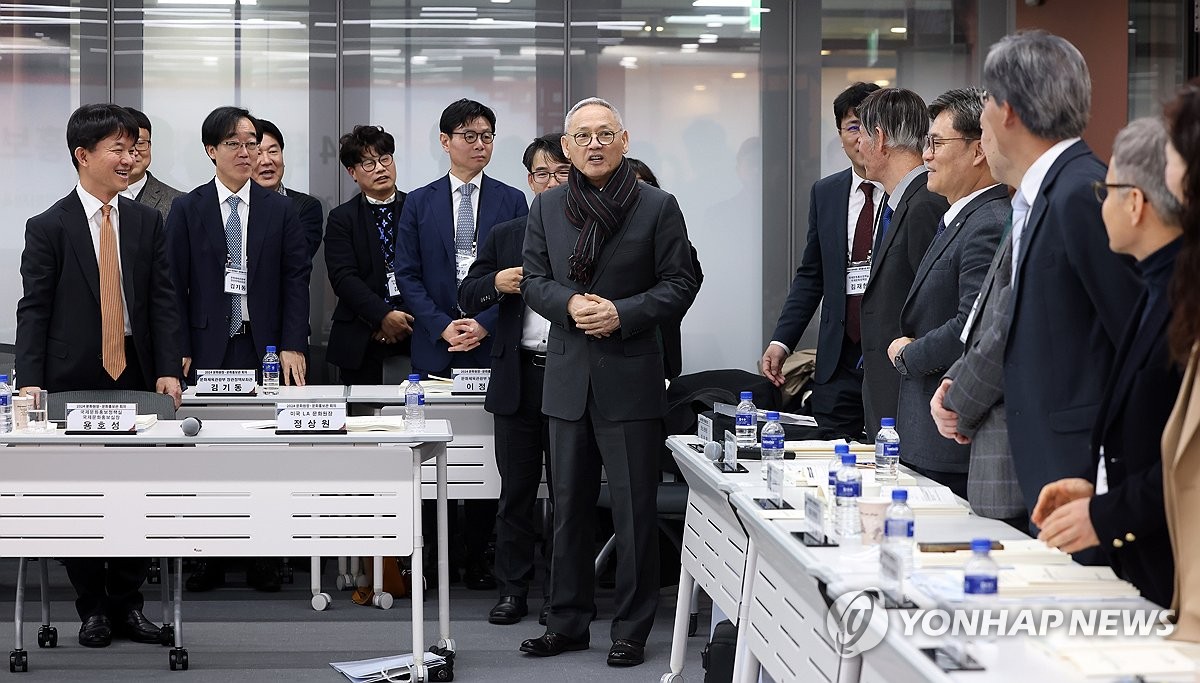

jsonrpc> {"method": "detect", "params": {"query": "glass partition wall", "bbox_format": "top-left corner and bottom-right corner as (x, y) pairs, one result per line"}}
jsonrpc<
(7, 1), (1162, 378)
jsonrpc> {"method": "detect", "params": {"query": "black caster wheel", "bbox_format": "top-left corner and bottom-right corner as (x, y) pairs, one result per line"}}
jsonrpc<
(430, 663), (453, 681)
(688, 613), (699, 637)
(160, 624), (175, 646)
(36, 625), (57, 648)
(9, 649), (28, 673)
(169, 647), (189, 671)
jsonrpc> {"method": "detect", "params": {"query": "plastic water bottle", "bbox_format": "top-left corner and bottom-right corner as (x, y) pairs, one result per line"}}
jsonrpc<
(0, 375), (12, 434)
(875, 417), (900, 484)
(735, 391), (757, 448)
(963, 538), (999, 600)
(835, 453), (862, 543)
(760, 411), (785, 481)
(884, 489), (915, 574)
(261, 346), (280, 396)
(828, 443), (849, 503)
(404, 374), (426, 431)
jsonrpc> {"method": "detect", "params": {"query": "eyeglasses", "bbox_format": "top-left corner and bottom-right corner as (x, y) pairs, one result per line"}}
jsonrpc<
(450, 130), (495, 144)
(570, 130), (621, 146)
(979, 90), (991, 106)
(220, 140), (260, 153)
(531, 168), (571, 184)
(1092, 180), (1139, 203)
(838, 123), (862, 135)
(924, 135), (978, 153)
(358, 154), (393, 173)
(133, 140), (151, 152)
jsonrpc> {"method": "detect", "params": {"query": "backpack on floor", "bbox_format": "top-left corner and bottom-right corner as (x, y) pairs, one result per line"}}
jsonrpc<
(701, 619), (737, 683)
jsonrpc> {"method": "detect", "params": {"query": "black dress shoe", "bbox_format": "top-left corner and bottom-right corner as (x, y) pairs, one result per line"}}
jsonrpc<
(519, 631), (589, 657)
(463, 557), (496, 591)
(247, 558), (281, 592)
(488, 596), (528, 625)
(538, 602), (549, 626)
(185, 560), (225, 592)
(607, 638), (645, 667)
(78, 615), (112, 648)
(116, 609), (163, 644)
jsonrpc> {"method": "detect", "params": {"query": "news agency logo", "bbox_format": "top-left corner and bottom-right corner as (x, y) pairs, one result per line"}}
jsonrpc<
(825, 590), (888, 657)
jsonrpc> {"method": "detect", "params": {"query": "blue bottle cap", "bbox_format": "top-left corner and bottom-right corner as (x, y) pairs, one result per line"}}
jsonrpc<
(0, 375), (8, 383)
(881, 417), (895, 427)
(765, 411), (779, 420)
(840, 453), (856, 466)
(408, 374), (421, 381)
(834, 443), (850, 453)
(265, 345), (276, 353)
(971, 538), (992, 552)
(739, 391), (753, 400)
(891, 489), (908, 502)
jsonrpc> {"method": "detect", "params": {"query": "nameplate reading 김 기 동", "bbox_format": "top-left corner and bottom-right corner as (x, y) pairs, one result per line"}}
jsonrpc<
(452, 368), (491, 395)
(275, 402), (347, 435)
(195, 369), (257, 396)
(65, 402), (136, 435)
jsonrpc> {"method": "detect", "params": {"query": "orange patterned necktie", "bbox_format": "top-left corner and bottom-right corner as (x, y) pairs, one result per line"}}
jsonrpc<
(99, 205), (126, 380)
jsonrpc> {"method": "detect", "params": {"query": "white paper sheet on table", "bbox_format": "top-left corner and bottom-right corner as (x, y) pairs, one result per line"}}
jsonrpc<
(1030, 638), (1198, 678)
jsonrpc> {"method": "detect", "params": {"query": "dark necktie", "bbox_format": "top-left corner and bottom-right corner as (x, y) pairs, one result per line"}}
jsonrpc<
(873, 204), (895, 256)
(371, 203), (395, 271)
(935, 217), (947, 238)
(845, 182), (875, 344)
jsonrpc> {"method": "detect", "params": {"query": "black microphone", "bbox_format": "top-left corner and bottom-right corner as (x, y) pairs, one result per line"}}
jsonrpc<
(180, 416), (203, 437)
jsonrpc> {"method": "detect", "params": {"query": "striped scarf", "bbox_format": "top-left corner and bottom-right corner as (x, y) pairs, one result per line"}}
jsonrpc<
(564, 157), (640, 286)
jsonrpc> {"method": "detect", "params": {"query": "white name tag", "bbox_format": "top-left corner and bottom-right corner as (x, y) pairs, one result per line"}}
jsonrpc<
(724, 430), (738, 470)
(960, 290), (984, 344)
(66, 402), (136, 434)
(386, 271), (400, 298)
(195, 369), (257, 395)
(275, 401), (347, 434)
(452, 368), (490, 394)
(696, 414), (713, 442)
(880, 545), (903, 585)
(805, 491), (826, 538)
(846, 263), (870, 296)
(455, 250), (475, 283)
(224, 267), (248, 295)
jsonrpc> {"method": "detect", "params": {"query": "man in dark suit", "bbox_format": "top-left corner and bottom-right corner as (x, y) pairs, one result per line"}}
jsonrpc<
(1032, 117), (1182, 607)
(519, 98), (700, 667)
(856, 88), (947, 435)
(252, 118), (325, 261)
(324, 124), (413, 384)
(395, 98), (528, 590)
(121, 107), (183, 221)
(459, 133), (569, 626)
(16, 103), (181, 648)
(167, 106), (311, 592)
(761, 82), (881, 440)
(888, 88), (1004, 498)
(974, 31), (1140, 521)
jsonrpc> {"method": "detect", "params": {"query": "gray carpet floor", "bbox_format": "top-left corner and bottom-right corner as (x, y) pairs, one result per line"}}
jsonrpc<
(0, 559), (711, 681)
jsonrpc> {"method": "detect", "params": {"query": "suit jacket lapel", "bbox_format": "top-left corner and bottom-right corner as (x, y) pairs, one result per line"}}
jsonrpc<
(1171, 352), (1200, 470)
(477, 174), (500, 250)
(872, 172), (925, 277)
(907, 187), (1007, 303)
(62, 193), (102, 305)
(246, 184), (269, 286)
(117, 198), (141, 316)
(436, 176), (456, 263)
(201, 180), (226, 258)
(588, 195), (642, 286)
(832, 171), (852, 264)
(1013, 141), (1089, 294)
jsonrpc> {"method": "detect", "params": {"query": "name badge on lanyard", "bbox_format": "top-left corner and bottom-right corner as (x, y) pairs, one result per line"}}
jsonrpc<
(225, 267), (248, 295)
(456, 248), (476, 283)
(846, 261), (870, 297)
(386, 271), (401, 298)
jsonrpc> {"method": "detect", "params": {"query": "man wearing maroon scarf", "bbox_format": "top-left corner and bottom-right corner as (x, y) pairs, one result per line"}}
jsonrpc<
(519, 97), (701, 666)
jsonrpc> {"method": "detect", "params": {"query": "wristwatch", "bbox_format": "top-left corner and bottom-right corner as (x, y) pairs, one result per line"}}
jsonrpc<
(894, 347), (910, 376)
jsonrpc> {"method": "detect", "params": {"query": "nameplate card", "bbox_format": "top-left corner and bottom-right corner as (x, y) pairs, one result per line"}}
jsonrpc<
(724, 431), (738, 469)
(275, 402), (347, 435)
(65, 403), (136, 434)
(696, 414), (713, 442)
(195, 369), (257, 396)
(880, 545), (903, 586)
(451, 368), (490, 395)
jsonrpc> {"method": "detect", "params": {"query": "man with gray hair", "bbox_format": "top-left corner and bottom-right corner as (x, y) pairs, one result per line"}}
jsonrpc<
(1031, 117), (1182, 606)
(889, 87), (1005, 499)
(520, 97), (700, 666)
(931, 30), (1140, 536)
(856, 87), (947, 435)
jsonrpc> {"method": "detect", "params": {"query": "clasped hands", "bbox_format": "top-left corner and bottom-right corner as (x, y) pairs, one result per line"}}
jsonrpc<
(442, 318), (488, 352)
(374, 310), (415, 344)
(568, 293), (620, 337)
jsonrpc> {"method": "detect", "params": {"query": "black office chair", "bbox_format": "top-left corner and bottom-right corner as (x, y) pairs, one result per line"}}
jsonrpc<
(11, 389), (177, 673)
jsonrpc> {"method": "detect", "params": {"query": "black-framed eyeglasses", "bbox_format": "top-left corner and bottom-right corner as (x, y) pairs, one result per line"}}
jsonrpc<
(1092, 180), (1139, 203)
(133, 140), (151, 152)
(531, 168), (571, 184)
(924, 135), (978, 153)
(979, 90), (991, 106)
(838, 123), (862, 135)
(570, 130), (621, 146)
(358, 154), (394, 173)
(450, 130), (495, 144)
(220, 140), (260, 153)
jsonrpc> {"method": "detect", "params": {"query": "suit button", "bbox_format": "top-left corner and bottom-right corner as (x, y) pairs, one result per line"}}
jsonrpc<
(1112, 538), (1124, 549)
(1125, 532), (1136, 542)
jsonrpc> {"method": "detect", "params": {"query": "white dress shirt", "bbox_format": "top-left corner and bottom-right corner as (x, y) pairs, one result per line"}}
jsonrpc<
(214, 178), (252, 321)
(448, 171), (482, 249)
(942, 183), (1003, 227)
(520, 307), (552, 353)
(1011, 137), (1080, 280)
(75, 184), (131, 334)
(121, 174), (148, 202)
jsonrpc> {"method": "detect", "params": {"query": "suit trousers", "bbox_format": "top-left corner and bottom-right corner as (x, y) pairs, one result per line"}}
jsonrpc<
(808, 336), (866, 440)
(491, 356), (552, 597)
(66, 558), (148, 620)
(547, 391), (662, 644)
(222, 328), (260, 371)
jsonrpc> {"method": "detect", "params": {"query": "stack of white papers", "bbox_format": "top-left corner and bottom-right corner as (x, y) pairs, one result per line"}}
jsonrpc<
(997, 564), (1141, 599)
(330, 652), (447, 683)
(345, 415), (406, 432)
(1030, 638), (1198, 678)
(782, 463), (916, 489)
(136, 414), (158, 430)
(880, 485), (968, 516)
